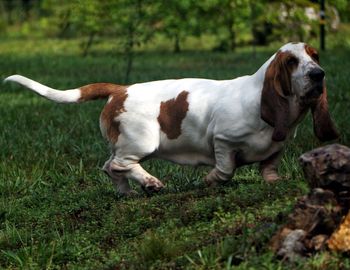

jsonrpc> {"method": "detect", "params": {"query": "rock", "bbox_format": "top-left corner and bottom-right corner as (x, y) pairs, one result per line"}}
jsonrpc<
(270, 188), (341, 256)
(307, 188), (338, 206)
(308, 234), (328, 251)
(299, 144), (350, 190)
(271, 227), (293, 252)
(287, 188), (340, 235)
(276, 229), (306, 261)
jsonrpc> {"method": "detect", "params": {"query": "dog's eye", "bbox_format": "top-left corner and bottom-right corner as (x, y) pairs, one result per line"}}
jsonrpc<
(312, 53), (319, 63)
(287, 57), (298, 66)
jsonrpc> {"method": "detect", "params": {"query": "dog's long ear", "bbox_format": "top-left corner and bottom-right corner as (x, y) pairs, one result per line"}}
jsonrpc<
(311, 82), (339, 141)
(261, 51), (295, 142)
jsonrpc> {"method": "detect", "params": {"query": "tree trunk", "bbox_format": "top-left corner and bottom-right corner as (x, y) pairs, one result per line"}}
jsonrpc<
(124, 25), (135, 84)
(124, 51), (133, 84)
(21, 0), (32, 21)
(226, 11), (235, 51)
(82, 32), (95, 57)
(174, 32), (181, 53)
(58, 10), (71, 38)
(228, 26), (236, 51)
(250, 0), (256, 58)
(4, 0), (14, 25)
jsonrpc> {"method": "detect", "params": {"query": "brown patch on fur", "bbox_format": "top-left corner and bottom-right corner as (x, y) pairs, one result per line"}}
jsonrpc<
(311, 83), (339, 141)
(99, 86), (128, 144)
(304, 44), (338, 141)
(261, 51), (298, 142)
(79, 83), (123, 102)
(158, 91), (189, 139)
(304, 44), (319, 64)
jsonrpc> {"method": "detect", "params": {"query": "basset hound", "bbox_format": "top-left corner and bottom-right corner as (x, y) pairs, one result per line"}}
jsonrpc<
(4, 42), (339, 195)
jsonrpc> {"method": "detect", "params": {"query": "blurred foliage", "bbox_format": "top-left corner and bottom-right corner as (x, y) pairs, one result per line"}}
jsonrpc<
(0, 0), (349, 56)
(0, 0), (349, 81)
(1, 0), (348, 82)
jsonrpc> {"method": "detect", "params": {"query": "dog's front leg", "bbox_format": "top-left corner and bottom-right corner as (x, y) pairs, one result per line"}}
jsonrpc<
(259, 150), (283, 183)
(204, 139), (236, 186)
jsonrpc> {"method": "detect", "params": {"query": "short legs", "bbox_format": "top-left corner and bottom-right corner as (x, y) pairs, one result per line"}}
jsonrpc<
(103, 158), (164, 195)
(259, 151), (282, 183)
(204, 138), (282, 186)
(204, 139), (236, 186)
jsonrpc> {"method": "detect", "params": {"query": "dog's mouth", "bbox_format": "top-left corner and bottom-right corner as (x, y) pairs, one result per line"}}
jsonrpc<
(301, 82), (324, 103)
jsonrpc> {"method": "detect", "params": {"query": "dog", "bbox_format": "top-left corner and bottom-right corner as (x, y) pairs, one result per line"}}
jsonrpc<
(4, 42), (339, 195)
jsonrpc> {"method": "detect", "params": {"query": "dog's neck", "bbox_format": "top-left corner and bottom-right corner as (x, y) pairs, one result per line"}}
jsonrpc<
(251, 54), (276, 83)
(247, 55), (308, 132)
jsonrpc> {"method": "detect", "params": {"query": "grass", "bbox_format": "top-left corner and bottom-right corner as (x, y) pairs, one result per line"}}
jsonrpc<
(0, 33), (350, 269)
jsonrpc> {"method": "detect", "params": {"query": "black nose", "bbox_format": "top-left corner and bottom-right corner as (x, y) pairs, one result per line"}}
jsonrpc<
(308, 68), (325, 82)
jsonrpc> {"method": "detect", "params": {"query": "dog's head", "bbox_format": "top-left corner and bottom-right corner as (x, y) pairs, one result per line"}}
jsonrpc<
(261, 42), (339, 142)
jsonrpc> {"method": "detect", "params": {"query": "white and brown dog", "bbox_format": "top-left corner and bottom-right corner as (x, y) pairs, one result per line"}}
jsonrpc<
(4, 42), (338, 195)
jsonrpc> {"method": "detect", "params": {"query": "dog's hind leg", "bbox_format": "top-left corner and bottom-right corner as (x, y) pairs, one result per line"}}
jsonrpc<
(125, 163), (165, 193)
(104, 157), (164, 194)
(103, 159), (134, 195)
(100, 99), (165, 194)
(111, 175), (135, 195)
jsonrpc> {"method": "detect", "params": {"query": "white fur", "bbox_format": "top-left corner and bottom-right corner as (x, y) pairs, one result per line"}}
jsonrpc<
(104, 42), (320, 192)
(115, 68), (280, 171)
(4, 75), (81, 103)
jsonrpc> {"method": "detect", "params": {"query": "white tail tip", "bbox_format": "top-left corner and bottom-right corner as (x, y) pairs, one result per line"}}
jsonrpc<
(3, 74), (81, 103)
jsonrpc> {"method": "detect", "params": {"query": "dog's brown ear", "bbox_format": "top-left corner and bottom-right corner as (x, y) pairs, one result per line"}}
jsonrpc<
(311, 83), (339, 141)
(261, 51), (295, 142)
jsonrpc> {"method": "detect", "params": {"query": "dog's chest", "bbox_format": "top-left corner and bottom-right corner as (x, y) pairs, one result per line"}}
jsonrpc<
(240, 128), (284, 163)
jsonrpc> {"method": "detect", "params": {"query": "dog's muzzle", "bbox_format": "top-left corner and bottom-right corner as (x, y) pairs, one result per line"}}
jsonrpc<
(307, 83), (324, 98)
(308, 68), (325, 83)
(301, 68), (325, 102)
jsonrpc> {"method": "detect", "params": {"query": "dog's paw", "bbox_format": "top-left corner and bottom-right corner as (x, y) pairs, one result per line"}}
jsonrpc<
(204, 168), (232, 187)
(262, 169), (281, 183)
(204, 176), (218, 187)
(142, 177), (165, 194)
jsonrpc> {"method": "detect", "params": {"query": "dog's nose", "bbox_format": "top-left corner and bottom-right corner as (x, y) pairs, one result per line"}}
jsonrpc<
(308, 68), (325, 82)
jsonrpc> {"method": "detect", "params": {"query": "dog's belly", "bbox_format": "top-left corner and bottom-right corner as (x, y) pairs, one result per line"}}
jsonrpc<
(151, 126), (284, 167)
(155, 135), (215, 166)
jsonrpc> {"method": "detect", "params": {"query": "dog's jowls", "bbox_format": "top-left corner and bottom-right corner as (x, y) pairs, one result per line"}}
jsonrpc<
(4, 42), (339, 195)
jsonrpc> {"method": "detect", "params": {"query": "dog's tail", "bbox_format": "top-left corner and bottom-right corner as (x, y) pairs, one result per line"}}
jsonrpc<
(3, 75), (124, 103)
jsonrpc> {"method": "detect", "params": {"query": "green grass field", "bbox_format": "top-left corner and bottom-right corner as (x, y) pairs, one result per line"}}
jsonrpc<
(1, 36), (350, 269)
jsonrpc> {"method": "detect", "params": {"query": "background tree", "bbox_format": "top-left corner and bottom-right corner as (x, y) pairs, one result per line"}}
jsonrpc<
(105, 0), (160, 82)
(2, 0), (349, 80)
(70, 0), (105, 56)
(157, 0), (200, 53)
(199, 0), (251, 51)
